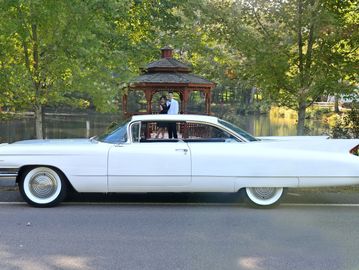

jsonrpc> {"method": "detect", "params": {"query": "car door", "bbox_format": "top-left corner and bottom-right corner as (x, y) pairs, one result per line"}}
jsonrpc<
(107, 121), (191, 192)
(183, 121), (239, 192)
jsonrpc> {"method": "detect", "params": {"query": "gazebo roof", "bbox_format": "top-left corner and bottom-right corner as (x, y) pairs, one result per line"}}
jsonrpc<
(145, 58), (190, 73)
(130, 46), (215, 87)
(130, 72), (213, 85)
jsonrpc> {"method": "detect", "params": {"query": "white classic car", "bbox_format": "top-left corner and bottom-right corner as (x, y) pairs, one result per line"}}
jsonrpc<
(1, 114), (359, 208)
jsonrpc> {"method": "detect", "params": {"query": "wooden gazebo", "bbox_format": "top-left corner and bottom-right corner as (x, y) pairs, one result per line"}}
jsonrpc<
(122, 46), (215, 117)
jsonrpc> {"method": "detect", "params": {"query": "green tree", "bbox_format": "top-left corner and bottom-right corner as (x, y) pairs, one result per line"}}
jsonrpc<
(113, 0), (192, 71)
(199, 0), (358, 134)
(0, 0), (129, 138)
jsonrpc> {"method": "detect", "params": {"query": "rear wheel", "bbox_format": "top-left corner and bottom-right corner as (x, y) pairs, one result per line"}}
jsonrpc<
(244, 187), (286, 208)
(19, 167), (67, 207)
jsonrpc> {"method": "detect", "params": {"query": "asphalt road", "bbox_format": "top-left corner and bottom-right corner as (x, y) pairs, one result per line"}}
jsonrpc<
(1, 189), (359, 270)
(1, 203), (359, 270)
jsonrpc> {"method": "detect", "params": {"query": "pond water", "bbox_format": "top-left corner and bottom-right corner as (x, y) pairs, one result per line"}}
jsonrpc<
(0, 112), (330, 143)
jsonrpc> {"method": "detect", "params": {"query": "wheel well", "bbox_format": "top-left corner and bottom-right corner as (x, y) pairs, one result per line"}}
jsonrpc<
(16, 165), (76, 192)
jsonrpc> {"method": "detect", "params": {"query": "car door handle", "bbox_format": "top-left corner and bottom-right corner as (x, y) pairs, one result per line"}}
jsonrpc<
(175, 148), (188, 153)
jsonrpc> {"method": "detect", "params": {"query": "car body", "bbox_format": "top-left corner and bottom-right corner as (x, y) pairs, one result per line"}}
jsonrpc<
(1, 114), (359, 208)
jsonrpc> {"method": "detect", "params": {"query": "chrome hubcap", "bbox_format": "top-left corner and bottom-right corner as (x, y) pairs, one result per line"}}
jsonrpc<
(29, 172), (58, 199)
(248, 187), (278, 200)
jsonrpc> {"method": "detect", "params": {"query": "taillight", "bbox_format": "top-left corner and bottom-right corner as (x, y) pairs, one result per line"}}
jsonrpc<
(350, 145), (359, 156)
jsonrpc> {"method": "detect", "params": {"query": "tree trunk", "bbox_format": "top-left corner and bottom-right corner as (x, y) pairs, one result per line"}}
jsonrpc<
(334, 95), (340, 113)
(249, 87), (256, 104)
(297, 100), (307, 135)
(34, 105), (44, 139)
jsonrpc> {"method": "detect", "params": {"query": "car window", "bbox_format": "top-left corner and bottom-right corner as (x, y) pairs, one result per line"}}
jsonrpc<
(183, 122), (238, 142)
(132, 121), (239, 143)
(137, 121), (182, 142)
(130, 122), (141, 143)
(98, 122), (128, 144)
(218, 119), (258, 141)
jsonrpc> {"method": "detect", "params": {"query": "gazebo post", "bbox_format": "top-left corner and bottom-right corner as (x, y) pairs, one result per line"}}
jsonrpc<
(122, 94), (128, 117)
(145, 89), (153, 114)
(182, 89), (191, 114)
(205, 89), (211, 115)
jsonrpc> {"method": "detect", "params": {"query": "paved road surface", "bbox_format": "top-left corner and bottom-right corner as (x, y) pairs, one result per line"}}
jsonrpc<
(1, 189), (359, 270)
(1, 204), (359, 270)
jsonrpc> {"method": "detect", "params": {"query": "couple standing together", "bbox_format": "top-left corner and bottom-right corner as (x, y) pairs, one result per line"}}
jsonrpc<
(157, 91), (179, 139)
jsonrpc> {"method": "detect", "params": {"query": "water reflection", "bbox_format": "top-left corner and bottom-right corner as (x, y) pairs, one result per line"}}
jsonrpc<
(227, 114), (329, 137)
(0, 114), (120, 143)
(0, 113), (329, 143)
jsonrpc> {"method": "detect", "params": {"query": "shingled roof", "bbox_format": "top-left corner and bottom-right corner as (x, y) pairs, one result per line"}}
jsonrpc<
(131, 72), (212, 84)
(145, 58), (190, 72)
(131, 46), (213, 86)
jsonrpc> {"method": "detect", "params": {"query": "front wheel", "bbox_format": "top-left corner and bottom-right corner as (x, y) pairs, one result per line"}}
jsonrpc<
(19, 167), (67, 207)
(244, 187), (286, 208)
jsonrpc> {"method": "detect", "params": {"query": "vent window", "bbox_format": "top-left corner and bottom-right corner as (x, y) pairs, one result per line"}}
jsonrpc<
(350, 145), (359, 156)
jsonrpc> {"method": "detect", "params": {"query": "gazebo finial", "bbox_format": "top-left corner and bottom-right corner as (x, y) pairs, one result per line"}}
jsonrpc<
(161, 45), (173, 58)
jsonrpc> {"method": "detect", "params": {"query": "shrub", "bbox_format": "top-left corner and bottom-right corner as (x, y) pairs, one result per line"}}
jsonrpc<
(330, 106), (359, 139)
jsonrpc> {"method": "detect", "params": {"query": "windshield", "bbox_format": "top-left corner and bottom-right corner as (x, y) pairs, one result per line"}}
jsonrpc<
(97, 121), (129, 144)
(218, 119), (258, 142)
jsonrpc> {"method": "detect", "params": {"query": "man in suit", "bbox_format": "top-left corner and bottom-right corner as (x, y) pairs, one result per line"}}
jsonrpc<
(166, 91), (179, 139)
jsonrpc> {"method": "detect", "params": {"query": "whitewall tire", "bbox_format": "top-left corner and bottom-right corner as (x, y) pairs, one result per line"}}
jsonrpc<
(244, 187), (286, 208)
(19, 167), (67, 207)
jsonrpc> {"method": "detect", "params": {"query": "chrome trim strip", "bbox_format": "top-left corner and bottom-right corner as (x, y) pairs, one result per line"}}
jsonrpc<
(0, 169), (18, 172)
(0, 174), (18, 177)
(0, 168), (19, 181)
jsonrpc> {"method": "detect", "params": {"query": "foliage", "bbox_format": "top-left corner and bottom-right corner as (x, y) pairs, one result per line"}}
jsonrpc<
(0, 1), (127, 108)
(0, 0), (191, 137)
(195, 0), (359, 134)
(331, 107), (359, 139)
(0, 0), (134, 137)
(0, 0), (358, 137)
(306, 107), (333, 119)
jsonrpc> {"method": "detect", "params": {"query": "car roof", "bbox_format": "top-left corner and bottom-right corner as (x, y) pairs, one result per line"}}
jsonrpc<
(131, 114), (220, 124)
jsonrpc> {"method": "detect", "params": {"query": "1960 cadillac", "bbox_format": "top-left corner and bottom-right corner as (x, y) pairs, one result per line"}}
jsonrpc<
(1, 114), (358, 208)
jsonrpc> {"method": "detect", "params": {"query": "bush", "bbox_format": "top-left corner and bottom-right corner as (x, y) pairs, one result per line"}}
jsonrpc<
(307, 107), (332, 119)
(330, 106), (359, 139)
